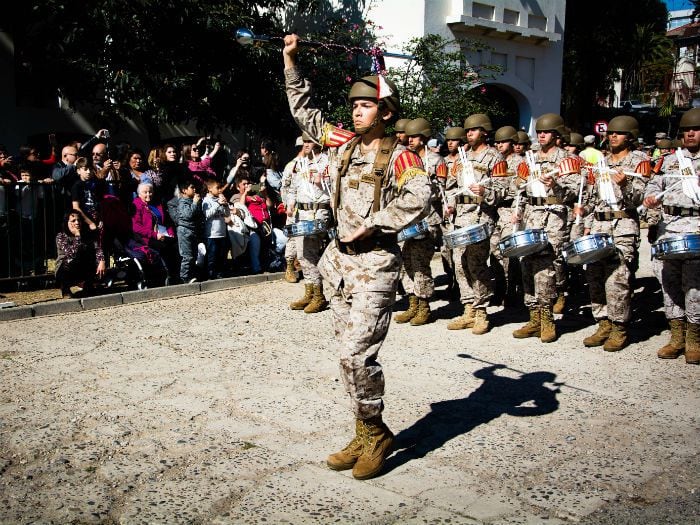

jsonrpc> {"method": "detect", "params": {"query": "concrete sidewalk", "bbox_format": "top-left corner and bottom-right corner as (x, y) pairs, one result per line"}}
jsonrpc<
(0, 239), (698, 523)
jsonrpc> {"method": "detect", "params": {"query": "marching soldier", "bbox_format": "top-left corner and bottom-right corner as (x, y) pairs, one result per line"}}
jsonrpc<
(512, 113), (580, 343)
(514, 131), (530, 157)
(394, 118), (447, 325)
(643, 108), (700, 365)
(491, 125), (524, 306)
(287, 141), (331, 314)
(580, 116), (650, 352)
(394, 118), (410, 146)
(441, 126), (467, 293)
(445, 113), (504, 334)
(283, 34), (431, 479)
(444, 126), (466, 173)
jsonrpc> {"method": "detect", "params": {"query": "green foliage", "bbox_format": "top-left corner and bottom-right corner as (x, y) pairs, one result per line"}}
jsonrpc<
(387, 34), (502, 133)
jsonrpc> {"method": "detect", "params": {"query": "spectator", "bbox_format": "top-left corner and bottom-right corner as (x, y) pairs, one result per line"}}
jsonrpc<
(580, 135), (603, 164)
(184, 137), (220, 180)
(126, 149), (162, 199)
(55, 211), (105, 298)
(175, 177), (202, 284)
(52, 129), (109, 194)
(159, 143), (185, 201)
(232, 171), (272, 273)
(91, 142), (108, 170)
(15, 165), (47, 274)
(71, 157), (103, 232)
(225, 149), (252, 192)
(202, 179), (230, 279)
(18, 135), (57, 181)
(1, 146), (18, 223)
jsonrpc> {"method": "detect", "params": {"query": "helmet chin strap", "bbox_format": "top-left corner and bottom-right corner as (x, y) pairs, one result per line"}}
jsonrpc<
(354, 113), (383, 135)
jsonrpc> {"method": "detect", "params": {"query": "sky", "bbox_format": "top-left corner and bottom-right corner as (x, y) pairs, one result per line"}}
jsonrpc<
(664, 0), (694, 11)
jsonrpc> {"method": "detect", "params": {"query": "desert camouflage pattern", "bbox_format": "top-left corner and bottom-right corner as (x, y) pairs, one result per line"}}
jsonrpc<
(285, 66), (431, 418)
(400, 236), (436, 298)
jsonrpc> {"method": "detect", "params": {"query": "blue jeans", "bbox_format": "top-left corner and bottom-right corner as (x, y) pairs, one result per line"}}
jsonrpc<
(206, 236), (228, 278)
(248, 231), (261, 273)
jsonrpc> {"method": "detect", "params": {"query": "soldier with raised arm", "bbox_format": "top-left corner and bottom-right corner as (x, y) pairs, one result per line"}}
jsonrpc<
(283, 34), (432, 480)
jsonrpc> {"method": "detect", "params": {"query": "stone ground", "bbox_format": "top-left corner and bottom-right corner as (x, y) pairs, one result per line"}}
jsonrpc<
(1, 237), (698, 524)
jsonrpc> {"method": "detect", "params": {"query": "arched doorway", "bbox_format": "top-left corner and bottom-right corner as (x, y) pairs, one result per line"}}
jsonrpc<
(477, 83), (531, 131)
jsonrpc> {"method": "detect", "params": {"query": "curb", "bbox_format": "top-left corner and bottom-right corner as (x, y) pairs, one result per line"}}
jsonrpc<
(0, 272), (283, 322)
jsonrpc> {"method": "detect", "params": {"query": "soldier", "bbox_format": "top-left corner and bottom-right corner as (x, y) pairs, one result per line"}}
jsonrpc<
(394, 118), (447, 325)
(580, 116), (649, 352)
(287, 140), (331, 314)
(394, 118), (410, 146)
(643, 108), (700, 365)
(445, 113), (504, 334)
(281, 135), (313, 283)
(283, 34), (431, 479)
(512, 113), (580, 343)
(491, 125), (524, 306)
(444, 126), (467, 173)
(514, 131), (530, 157)
(441, 126), (467, 292)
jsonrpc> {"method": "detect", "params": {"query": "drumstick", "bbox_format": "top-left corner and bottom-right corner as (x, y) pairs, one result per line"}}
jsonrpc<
(513, 193), (521, 233)
(575, 174), (585, 225)
(636, 178), (686, 213)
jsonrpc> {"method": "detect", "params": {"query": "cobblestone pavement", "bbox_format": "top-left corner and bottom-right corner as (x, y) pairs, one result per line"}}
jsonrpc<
(1, 238), (698, 524)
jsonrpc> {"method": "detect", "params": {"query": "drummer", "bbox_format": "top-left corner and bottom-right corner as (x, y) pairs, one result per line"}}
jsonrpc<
(286, 137), (331, 314)
(445, 113), (504, 335)
(394, 118), (447, 325)
(511, 113), (581, 343)
(394, 118), (410, 147)
(514, 131), (531, 157)
(643, 108), (700, 365)
(491, 125), (524, 307)
(580, 115), (650, 352)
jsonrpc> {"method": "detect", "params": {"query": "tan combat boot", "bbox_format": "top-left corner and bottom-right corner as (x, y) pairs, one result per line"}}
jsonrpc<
(603, 322), (628, 352)
(410, 298), (431, 326)
(583, 318), (613, 347)
(327, 419), (365, 471)
(447, 304), (475, 330)
(304, 284), (328, 313)
(394, 295), (418, 324)
(471, 308), (490, 335)
(290, 283), (313, 310)
(552, 292), (566, 314)
(284, 258), (298, 283)
(685, 322), (700, 365)
(540, 305), (557, 343)
(352, 416), (394, 480)
(657, 318), (686, 359)
(513, 308), (541, 339)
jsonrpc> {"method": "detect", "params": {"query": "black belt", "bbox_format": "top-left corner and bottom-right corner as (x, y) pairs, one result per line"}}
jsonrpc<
(456, 195), (483, 204)
(594, 209), (638, 221)
(337, 234), (398, 255)
(528, 196), (562, 205)
(499, 199), (514, 208)
(663, 205), (700, 217)
(297, 202), (331, 211)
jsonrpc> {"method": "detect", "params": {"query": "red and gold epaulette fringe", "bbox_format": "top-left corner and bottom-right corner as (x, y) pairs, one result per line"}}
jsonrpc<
(517, 162), (529, 180)
(435, 163), (447, 179)
(635, 159), (651, 177)
(320, 123), (356, 148)
(491, 160), (509, 177)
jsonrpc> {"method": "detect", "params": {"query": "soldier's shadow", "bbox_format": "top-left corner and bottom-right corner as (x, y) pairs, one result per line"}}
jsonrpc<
(383, 359), (561, 474)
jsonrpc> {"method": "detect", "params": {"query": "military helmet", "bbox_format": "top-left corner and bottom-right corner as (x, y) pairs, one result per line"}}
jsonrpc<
(301, 131), (313, 142)
(494, 126), (518, 142)
(568, 132), (585, 147)
(445, 126), (467, 141)
(394, 118), (410, 133)
(607, 115), (639, 139)
(671, 138), (683, 148)
(657, 138), (673, 149)
(404, 118), (431, 138)
(679, 108), (700, 129)
(348, 75), (400, 114)
(516, 131), (531, 144)
(535, 113), (566, 134)
(463, 113), (493, 132)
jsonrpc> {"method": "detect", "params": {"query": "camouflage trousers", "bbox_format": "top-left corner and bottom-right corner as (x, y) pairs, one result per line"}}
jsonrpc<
(491, 210), (516, 289)
(521, 249), (557, 308)
(454, 239), (492, 307)
(295, 233), (323, 285)
(400, 236), (435, 299)
(653, 254), (700, 324)
(284, 216), (297, 260)
(440, 223), (455, 274)
(585, 236), (636, 323)
(330, 287), (394, 419)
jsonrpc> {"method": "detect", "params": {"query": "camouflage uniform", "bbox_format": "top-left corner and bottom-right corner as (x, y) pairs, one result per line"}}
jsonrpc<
(439, 152), (461, 278)
(584, 150), (650, 323)
(400, 150), (446, 299)
(446, 145), (503, 307)
(491, 152), (523, 290)
(285, 66), (431, 419)
(646, 150), (700, 324)
(281, 158), (298, 261)
(288, 153), (331, 286)
(516, 147), (580, 307)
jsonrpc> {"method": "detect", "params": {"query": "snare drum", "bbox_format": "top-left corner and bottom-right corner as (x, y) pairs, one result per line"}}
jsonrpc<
(561, 233), (615, 265)
(444, 224), (491, 249)
(398, 219), (430, 242)
(499, 229), (549, 258)
(651, 233), (700, 260)
(284, 219), (328, 237)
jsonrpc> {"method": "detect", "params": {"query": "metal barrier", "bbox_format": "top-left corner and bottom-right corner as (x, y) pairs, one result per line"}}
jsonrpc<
(0, 182), (66, 283)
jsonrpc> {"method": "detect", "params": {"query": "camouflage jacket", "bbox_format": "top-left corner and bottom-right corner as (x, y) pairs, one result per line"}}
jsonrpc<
(288, 152), (331, 221)
(647, 148), (700, 234)
(421, 149), (447, 227)
(285, 66), (431, 292)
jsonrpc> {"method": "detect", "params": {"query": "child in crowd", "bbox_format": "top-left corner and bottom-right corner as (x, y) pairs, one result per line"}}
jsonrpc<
(71, 157), (102, 231)
(16, 165), (47, 274)
(176, 177), (202, 283)
(202, 179), (230, 279)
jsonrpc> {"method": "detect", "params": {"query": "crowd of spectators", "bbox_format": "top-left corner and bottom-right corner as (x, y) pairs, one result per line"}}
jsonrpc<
(0, 131), (291, 294)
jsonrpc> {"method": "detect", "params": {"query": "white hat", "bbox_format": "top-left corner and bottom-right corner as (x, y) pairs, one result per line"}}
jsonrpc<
(583, 135), (596, 145)
(427, 138), (439, 148)
(295, 136), (303, 147)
